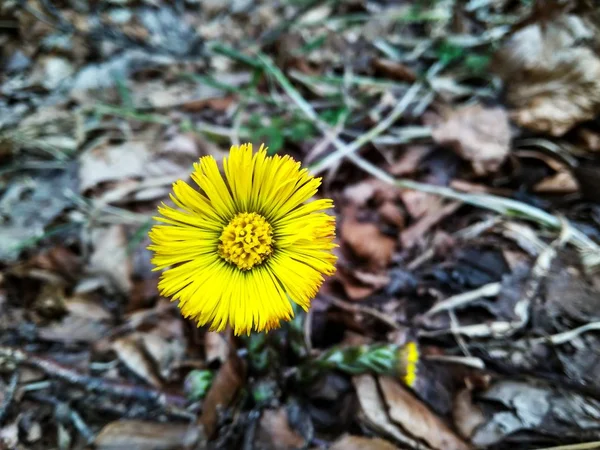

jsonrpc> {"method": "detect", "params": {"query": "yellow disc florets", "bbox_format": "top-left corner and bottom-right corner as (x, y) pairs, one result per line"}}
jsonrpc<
(218, 212), (273, 270)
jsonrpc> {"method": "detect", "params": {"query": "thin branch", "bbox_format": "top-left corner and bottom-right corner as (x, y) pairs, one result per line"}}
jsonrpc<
(0, 371), (19, 425)
(0, 346), (186, 408)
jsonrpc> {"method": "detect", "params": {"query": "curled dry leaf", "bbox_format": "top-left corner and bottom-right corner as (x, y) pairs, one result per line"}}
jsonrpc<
(204, 331), (229, 365)
(329, 434), (404, 450)
(399, 191), (443, 220)
(336, 268), (379, 301)
(254, 408), (305, 450)
(533, 170), (579, 193)
(199, 353), (246, 439)
(341, 213), (396, 269)
(37, 295), (111, 343)
(470, 379), (600, 447)
(379, 376), (471, 450)
(94, 420), (201, 450)
(336, 268), (391, 301)
(453, 388), (486, 440)
(87, 225), (132, 295)
(400, 201), (461, 249)
(430, 105), (511, 176)
(352, 375), (422, 449)
(494, 15), (600, 136)
(111, 333), (163, 388)
(79, 142), (152, 193)
(140, 332), (186, 381)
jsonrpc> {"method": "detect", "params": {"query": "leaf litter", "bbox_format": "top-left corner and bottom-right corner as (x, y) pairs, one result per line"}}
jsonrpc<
(1, 0), (600, 449)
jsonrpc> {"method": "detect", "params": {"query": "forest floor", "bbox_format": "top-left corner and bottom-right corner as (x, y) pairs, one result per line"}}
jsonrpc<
(2, 1), (600, 449)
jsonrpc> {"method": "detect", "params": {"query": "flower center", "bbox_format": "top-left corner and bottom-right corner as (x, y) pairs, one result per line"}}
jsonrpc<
(218, 212), (274, 270)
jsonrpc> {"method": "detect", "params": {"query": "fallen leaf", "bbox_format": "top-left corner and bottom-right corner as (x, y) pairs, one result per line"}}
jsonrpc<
(399, 191), (443, 220)
(533, 170), (579, 193)
(352, 375), (421, 449)
(0, 167), (77, 263)
(37, 295), (111, 343)
(199, 353), (246, 438)
(341, 213), (396, 269)
(389, 146), (432, 177)
(329, 434), (404, 450)
(94, 420), (201, 450)
(111, 334), (163, 388)
(205, 331), (229, 365)
(494, 15), (600, 136)
(140, 332), (185, 381)
(379, 376), (470, 450)
(87, 225), (132, 294)
(343, 179), (398, 207)
(336, 269), (379, 300)
(352, 270), (391, 289)
(453, 388), (486, 440)
(430, 105), (511, 175)
(131, 80), (225, 110)
(400, 202), (461, 249)
(471, 379), (600, 447)
(378, 201), (405, 228)
(79, 142), (152, 192)
(373, 58), (417, 82)
(0, 419), (19, 449)
(254, 408), (305, 450)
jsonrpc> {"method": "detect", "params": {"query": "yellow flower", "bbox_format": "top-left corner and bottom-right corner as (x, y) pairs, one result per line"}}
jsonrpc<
(148, 143), (337, 335)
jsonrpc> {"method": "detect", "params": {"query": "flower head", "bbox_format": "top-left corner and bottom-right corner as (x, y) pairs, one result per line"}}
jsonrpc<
(148, 143), (337, 335)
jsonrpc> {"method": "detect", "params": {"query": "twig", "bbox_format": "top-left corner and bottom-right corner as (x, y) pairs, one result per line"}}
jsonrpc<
(420, 222), (571, 339)
(323, 294), (401, 330)
(424, 282), (502, 317)
(424, 355), (485, 369)
(30, 394), (95, 445)
(0, 371), (19, 425)
(0, 346), (186, 408)
(529, 322), (600, 346)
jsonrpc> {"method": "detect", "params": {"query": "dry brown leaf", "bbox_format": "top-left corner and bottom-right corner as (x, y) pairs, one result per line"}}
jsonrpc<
(533, 170), (579, 193)
(329, 434), (403, 450)
(111, 334), (163, 388)
(205, 331), (229, 365)
(399, 190), (443, 220)
(494, 15), (600, 136)
(343, 179), (398, 207)
(199, 353), (246, 439)
(37, 295), (111, 343)
(352, 375), (421, 449)
(378, 201), (405, 228)
(379, 376), (470, 450)
(336, 268), (390, 301)
(389, 146), (432, 177)
(79, 142), (152, 192)
(254, 408), (305, 450)
(140, 332), (185, 381)
(400, 202), (461, 249)
(341, 215), (396, 269)
(94, 420), (201, 450)
(87, 225), (132, 295)
(131, 81), (225, 110)
(352, 270), (391, 289)
(453, 388), (486, 440)
(430, 105), (511, 175)
(373, 58), (417, 82)
(336, 269), (378, 300)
